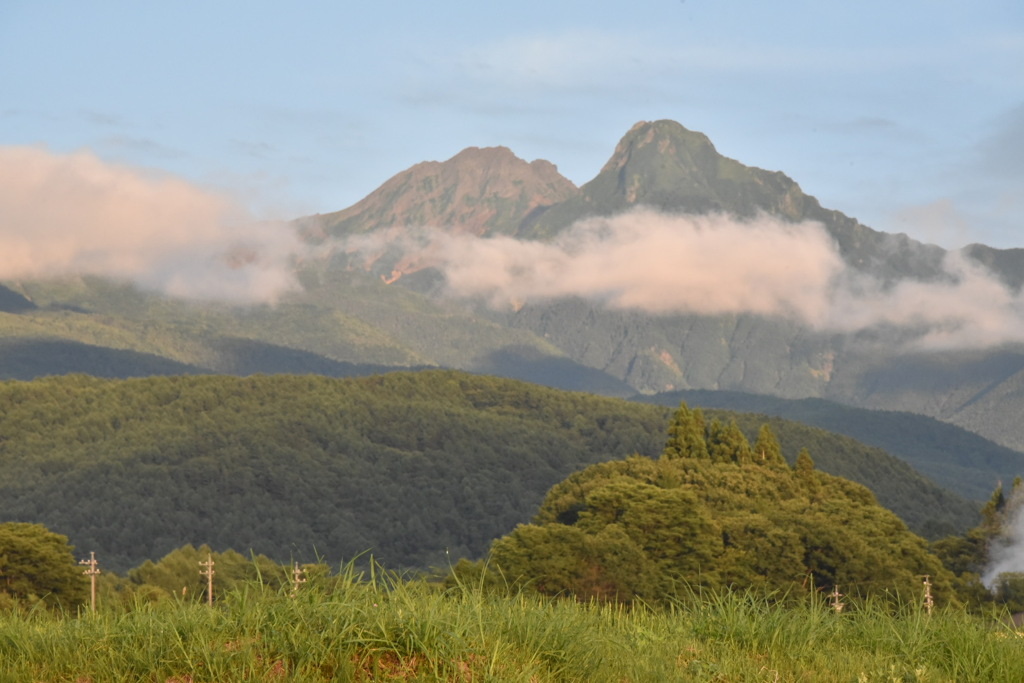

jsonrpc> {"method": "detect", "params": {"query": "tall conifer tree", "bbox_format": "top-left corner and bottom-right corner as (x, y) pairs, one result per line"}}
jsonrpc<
(753, 424), (787, 468)
(662, 402), (708, 460)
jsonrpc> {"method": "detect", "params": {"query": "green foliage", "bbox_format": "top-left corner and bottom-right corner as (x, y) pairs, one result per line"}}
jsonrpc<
(0, 372), (976, 577)
(660, 389), (1024, 504)
(3, 570), (1024, 682)
(490, 402), (957, 606)
(0, 522), (86, 610)
(753, 423), (787, 467)
(662, 402), (708, 460)
(707, 418), (754, 464)
(125, 544), (287, 603)
(0, 371), (670, 571)
(713, 410), (978, 539)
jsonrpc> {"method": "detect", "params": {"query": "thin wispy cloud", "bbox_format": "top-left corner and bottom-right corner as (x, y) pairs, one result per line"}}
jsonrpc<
(454, 27), (966, 96)
(890, 199), (974, 251)
(99, 135), (185, 160)
(461, 29), (651, 89)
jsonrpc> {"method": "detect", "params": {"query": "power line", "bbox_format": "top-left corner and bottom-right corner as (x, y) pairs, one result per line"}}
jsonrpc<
(79, 551), (100, 613)
(199, 554), (215, 607)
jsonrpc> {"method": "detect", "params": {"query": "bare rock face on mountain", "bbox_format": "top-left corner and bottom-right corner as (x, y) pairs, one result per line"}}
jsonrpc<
(302, 146), (578, 240)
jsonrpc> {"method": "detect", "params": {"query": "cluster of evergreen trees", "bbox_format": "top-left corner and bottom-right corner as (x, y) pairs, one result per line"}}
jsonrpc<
(483, 403), (957, 605)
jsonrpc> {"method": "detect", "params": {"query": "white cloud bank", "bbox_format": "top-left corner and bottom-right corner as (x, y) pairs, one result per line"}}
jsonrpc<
(0, 146), (301, 303)
(345, 208), (1024, 350)
(4, 145), (1022, 350)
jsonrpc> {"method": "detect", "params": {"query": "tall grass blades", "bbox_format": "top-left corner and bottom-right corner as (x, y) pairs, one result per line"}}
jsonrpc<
(3, 566), (1024, 681)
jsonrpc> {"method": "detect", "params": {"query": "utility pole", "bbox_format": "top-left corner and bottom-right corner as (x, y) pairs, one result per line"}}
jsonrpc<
(922, 575), (934, 616)
(199, 554), (215, 607)
(829, 585), (845, 613)
(79, 551), (100, 613)
(291, 562), (306, 598)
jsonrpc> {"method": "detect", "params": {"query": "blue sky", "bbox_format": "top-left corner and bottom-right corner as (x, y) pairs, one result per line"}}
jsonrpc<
(2, 0), (1022, 248)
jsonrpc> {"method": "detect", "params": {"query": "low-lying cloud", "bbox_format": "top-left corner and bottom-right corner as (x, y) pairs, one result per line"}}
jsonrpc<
(345, 208), (1024, 350)
(6, 147), (1023, 350)
(408, 211), (840, 321)
(825, 251), (1024, 349)
(0, 146), (301, 303)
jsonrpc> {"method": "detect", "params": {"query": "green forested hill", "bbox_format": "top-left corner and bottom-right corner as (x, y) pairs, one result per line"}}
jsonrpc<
(0, 372), (975, 571)
(0, 372), (670, 571)
(488, 404), (957, 605)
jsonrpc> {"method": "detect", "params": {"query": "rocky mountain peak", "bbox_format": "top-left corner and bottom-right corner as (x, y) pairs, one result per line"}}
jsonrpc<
(600, 119), (719, 177)
(308, 145), (577, 239)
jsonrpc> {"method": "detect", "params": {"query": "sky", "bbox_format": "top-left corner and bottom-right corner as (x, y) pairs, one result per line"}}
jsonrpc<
(2, 0), (1022, 251)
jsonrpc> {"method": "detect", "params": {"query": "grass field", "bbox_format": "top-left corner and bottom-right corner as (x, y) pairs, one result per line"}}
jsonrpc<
(2, 566), (1023, 682)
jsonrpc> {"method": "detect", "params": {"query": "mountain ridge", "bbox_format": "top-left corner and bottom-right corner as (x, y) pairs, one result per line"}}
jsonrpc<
(4, 119), (1024, 454)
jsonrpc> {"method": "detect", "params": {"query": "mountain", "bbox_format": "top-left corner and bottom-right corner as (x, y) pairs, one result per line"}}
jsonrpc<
(300, 146), (578, 240)
(539, 121), (948, 283)
(4, 119), (1024, 461)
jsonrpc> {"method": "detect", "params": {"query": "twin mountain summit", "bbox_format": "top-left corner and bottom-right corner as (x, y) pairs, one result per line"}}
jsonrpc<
(3, 119), (1024, 568)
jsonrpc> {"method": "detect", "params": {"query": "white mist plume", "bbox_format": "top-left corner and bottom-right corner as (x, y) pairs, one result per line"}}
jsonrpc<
(0, 146), (301, 303)
(345, 207), (1024, 349)
(982, 494), (1024, 590)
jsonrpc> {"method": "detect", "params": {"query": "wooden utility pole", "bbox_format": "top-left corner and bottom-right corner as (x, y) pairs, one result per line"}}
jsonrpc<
(829, 585), (845, 613)
(291, 562), (306, 598)
(199, 554), (215, 607)
(922, 575), (934, 616)
(79, 551), (100, 613)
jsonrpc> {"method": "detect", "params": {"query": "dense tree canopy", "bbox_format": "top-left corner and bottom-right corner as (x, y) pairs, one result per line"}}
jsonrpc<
(0, 372), (670, 570)
(489, 405), (957, 606)
(0, 522), (86, 610)
(0, 372), (975, 572)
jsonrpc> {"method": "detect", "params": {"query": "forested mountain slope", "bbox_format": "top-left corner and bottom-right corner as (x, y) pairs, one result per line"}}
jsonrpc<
(0, 372), (976, 572)
(0, 274), (631, 396)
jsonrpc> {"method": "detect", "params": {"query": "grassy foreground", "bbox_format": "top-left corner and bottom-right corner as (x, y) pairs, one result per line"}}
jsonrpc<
(3, 569), (1024, 682)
